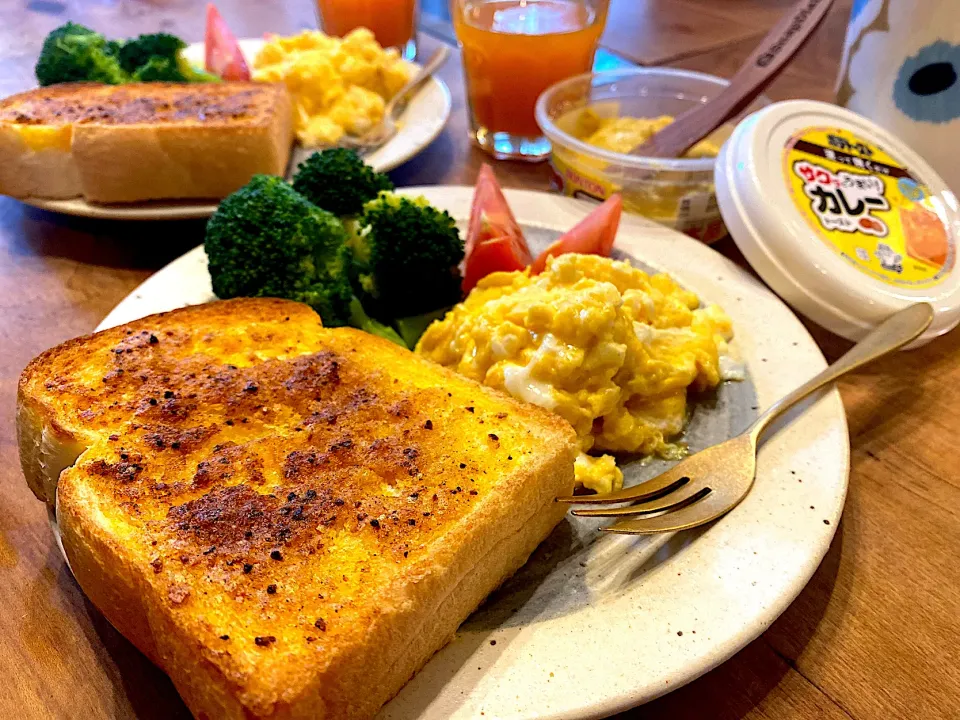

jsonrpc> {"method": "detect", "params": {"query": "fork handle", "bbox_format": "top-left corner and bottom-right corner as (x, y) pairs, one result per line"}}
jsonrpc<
(748, 303), (934, 440)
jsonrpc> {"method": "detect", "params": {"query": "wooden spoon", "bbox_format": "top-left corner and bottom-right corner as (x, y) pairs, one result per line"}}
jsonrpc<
(629, 0), (836, 159)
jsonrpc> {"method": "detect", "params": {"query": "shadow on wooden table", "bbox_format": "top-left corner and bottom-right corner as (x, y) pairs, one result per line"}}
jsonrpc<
(22, 545), (193, 719)
(2, 200), (206, 271)
(82, 601), (194, 720)
(629, 520), (845, 718)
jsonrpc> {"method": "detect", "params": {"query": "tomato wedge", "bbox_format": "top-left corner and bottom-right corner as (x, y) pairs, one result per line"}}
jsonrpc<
(465, 164), (527, 259)
(530, 194), (623, 274)
(462, 234), (531, 293)
(205, 3), (251, 81)
(462, 164), (532, 292)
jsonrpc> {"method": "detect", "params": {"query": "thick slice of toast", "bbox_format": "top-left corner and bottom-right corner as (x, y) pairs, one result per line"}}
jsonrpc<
(18, 298), (577, 719)
(0, 82), (292, 203)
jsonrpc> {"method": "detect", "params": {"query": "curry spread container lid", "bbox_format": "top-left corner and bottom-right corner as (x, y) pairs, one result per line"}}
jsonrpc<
(714, 99), (960, 347)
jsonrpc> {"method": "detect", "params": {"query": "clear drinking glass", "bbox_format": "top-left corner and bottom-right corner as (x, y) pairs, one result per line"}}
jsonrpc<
(451, 0), (610, 161)
(316, 0), (420, 60)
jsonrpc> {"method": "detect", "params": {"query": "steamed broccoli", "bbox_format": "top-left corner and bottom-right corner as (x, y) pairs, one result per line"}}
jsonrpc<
(205, 175), (354, 327)
(35, 24), (217, 86)
(395, 308), (451, 349)
(292, 149), (395, 217)
(117, 33), (185, 73)
(35, 22), (127, 86)
(131, 55), (220, 83)
(351, 193), (464, 319)
(121, 33), (219, 83)
(179, 61), (221, 83)
(349, 297), (408, 347)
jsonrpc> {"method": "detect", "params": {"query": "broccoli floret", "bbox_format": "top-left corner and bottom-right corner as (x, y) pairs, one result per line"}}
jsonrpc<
(35, 22), (128, 86)
(177, 58), (220, 83)
(35, 27), (216, 86)
(352, 193), (464, 319)
(118, 33), (219, 83)
(349, 297), (408, 348)
(117, 33), (184, 72)
(131, 56), (183, 82)
(120, 33), (218, 82)
(395, 308), (451, 349)
(292, 149), (395, 217)
(131, 55), (220, 83)
(116, 33), (183, 72)
(205, 175), (354, 327)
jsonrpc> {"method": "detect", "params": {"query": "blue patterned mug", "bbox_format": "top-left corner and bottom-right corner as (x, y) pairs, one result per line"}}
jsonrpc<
(836, 0), (960, 193)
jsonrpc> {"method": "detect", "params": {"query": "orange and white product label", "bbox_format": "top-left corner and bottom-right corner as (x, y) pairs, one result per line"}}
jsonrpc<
(674, 189), (726, 244)
(550, 154), (612, 203)
(783, 126), (955, 289)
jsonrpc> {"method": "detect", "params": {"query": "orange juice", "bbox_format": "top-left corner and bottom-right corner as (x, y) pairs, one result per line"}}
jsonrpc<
(454, 0), (606, 141)
(317, 0), (417, 52)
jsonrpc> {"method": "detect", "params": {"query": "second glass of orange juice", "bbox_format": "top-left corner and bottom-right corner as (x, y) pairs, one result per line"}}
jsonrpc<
(317, 0), (420, 60)
(452, 0), (609, 161)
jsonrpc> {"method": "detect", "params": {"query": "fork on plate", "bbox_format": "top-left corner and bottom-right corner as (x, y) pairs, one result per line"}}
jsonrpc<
(556, 303), (935, 535)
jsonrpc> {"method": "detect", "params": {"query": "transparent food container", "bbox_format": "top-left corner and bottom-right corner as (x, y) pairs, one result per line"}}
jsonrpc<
(536, 68), (769, 244)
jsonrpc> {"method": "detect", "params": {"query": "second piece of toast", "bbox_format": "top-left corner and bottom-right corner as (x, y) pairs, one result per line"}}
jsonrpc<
(0, 82), (292, 203)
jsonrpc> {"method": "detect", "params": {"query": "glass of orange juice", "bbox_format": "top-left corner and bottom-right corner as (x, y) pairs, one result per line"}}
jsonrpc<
(316, 0), (420, 60)
(451, 0), (609, 161)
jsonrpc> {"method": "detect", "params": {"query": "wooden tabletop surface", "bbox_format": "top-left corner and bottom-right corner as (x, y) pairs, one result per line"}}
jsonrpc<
(1, 1), (957, 719)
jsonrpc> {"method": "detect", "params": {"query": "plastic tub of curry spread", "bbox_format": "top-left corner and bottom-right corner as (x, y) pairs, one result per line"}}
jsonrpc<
(535, 68), (769, 244)
(715, 100), (960, 347)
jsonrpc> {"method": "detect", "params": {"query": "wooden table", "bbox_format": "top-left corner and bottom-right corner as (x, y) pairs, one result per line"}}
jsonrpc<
(1, 1), (957, 718)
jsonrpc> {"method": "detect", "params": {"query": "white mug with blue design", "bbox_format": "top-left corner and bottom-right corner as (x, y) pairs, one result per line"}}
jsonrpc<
(836, 0), (960, 193)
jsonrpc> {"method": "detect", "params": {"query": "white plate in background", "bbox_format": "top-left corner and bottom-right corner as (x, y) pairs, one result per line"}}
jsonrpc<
(91, 188), (848, 718)
(21, 39), (451, 221)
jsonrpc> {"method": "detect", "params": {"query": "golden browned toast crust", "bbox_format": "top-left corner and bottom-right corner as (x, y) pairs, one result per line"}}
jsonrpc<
(0, 82), (283, 127)
(18, 298), (577, 719)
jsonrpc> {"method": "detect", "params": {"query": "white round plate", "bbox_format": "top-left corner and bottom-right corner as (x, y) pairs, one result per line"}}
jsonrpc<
(94, 188), (849, 718)
(21, 39), (451, 221)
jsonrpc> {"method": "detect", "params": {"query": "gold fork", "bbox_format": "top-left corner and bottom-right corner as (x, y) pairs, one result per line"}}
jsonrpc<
(556, 303), (935, 535)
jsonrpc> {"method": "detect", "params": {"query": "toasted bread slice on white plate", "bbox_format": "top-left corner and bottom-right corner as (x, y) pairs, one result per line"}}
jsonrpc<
(17, 297), (577, 719)
(0, 82), (292, 204)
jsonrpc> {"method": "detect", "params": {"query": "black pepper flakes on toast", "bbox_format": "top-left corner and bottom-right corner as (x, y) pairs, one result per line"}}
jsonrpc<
(16, 297), (578, 720)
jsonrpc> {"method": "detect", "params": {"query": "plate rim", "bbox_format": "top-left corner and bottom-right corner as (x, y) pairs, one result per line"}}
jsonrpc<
(93, 186), (850, 718)
(19, 38), (452, 221)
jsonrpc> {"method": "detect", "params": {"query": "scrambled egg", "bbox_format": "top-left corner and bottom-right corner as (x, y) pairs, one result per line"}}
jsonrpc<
(252, 28), (415, 146)
(577, 111), (721, 158)
(416, 254), (735, 494)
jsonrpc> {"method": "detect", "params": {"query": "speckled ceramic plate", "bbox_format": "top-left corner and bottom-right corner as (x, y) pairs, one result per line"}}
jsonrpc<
(85, 188), (848, 718)
(20, 40), (451, 221)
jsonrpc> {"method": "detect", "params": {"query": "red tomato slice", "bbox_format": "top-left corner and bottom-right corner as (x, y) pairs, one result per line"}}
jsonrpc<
(530, 194), (623, 274)
(462, 235), (531, 293)
(205, 3), (251, 81)
(465, 164), (528, 259)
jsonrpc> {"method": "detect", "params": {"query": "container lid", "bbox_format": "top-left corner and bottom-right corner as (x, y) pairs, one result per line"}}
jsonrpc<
(714, 99), (960, 347)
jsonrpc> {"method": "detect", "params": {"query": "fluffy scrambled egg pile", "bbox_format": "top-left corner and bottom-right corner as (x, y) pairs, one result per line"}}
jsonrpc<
(416, 254), (735, 494)
(252, 28), (415, 146)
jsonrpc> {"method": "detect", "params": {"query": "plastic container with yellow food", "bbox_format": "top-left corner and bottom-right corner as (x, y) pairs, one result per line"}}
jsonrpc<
(535, 68), (768, 244)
